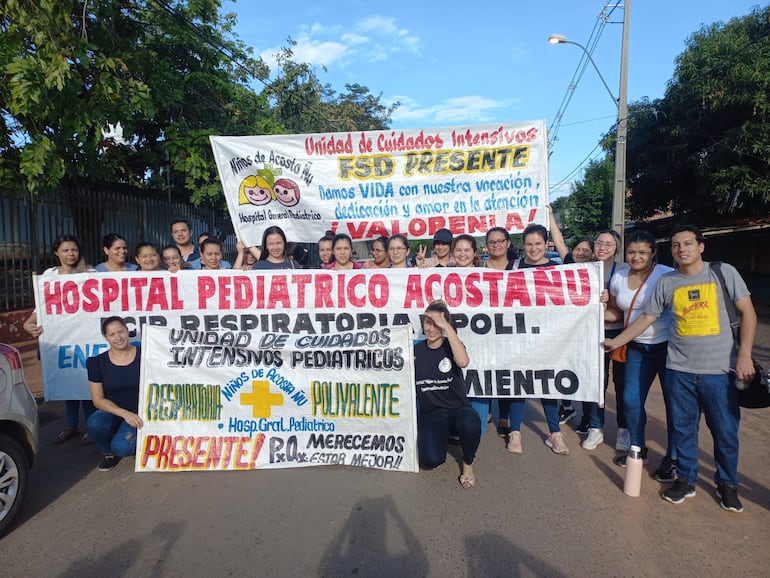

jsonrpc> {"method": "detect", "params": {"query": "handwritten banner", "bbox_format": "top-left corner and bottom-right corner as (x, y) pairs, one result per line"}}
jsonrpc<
(210, 121), (549, 244)
(33, 264), (603, 406)
(135, 325), (418, 472)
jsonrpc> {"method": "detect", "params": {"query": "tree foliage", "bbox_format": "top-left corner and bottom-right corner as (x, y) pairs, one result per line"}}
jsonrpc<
(558, 156), (614, 239)
(625, 6), (770, 222)
(1, 1), (395, 204)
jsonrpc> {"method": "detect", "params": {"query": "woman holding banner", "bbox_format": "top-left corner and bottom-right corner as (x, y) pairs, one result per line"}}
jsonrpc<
(24, 235), (96, 445)
(585, 230), (630, 452)
(482, 227), (517, 438)
(253, 226), (297, 270)
(451, 235), (492, 430)
(506, 224), (569, 455)
(85, 316), (143, 472)
(414, 301), (481, 488)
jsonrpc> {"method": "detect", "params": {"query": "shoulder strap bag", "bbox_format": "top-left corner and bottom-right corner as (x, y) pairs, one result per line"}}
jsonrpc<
(610, 265), (655, 363)
(710, 262), (769, 408)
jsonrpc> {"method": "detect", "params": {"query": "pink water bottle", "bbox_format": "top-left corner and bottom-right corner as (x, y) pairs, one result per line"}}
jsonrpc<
(623, 445), (643, 497)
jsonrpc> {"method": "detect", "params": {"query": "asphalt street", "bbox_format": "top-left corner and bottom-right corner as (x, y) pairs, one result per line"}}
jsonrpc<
(2, 308), (770, 576)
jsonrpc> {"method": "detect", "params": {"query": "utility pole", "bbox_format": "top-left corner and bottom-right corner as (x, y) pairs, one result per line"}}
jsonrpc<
(612, 0), (630, 255)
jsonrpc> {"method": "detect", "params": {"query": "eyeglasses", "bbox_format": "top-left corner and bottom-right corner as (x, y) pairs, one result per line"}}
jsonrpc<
(389, 247), (407, 252)
(595, 241), (616, 248)
(487, 239), (508, 246)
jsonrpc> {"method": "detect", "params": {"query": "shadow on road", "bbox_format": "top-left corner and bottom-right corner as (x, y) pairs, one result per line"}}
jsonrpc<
(466, 532), (568, 577)
(57, 521), (187, 577)
(318, 496), (428, 577)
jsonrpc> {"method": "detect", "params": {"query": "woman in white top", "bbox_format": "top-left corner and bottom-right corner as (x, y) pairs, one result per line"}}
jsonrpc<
(607, 230), (677, 478)
(580, 229), (630, 452)
(23, 235), (96, 445)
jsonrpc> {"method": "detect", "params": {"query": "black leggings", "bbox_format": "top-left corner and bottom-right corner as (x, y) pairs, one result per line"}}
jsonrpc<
(418, 406), (482, 469)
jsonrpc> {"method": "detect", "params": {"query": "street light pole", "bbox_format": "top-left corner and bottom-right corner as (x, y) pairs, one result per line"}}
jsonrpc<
(547, 34), (617, 106)
(613, 0), (630, 251)
(549, 0), (630, 254)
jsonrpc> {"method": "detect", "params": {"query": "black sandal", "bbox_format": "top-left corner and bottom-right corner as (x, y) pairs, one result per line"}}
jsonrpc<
(53, 427), (79, 445)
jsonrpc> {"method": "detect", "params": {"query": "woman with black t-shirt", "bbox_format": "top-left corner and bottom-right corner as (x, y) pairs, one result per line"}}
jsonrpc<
(414, 301), (481, 488)
(85, 316), (143, 472)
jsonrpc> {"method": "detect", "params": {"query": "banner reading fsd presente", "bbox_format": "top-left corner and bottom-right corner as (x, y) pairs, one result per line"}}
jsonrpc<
(136, 325), (418, 473)
(210, 121), (548, 244)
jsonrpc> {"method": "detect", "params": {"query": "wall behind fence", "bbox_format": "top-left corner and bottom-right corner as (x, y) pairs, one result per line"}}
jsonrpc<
(0, 184), (234, 312)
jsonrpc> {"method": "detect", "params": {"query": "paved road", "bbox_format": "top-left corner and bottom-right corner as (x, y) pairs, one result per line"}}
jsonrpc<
(3, 309), (770, 576)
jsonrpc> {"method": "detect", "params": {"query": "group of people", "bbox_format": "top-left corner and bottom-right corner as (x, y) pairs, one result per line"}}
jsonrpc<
(414, 218), (756, 513)
(24, 215), (758, 512)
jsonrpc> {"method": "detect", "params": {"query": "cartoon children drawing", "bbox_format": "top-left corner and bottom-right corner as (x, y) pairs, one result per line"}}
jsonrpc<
(239, 175), (273, 206)
(273, 178), (301, 207)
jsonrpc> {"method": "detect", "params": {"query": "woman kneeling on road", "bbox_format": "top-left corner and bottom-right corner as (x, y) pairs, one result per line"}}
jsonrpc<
(414, 300), (481, 488)
(86, 316), (144, 472)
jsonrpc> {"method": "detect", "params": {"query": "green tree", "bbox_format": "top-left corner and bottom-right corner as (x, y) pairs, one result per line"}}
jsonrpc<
(264, 41), (396, 134)
(1, 2), (395, 205)
(559, 156), (614, 239)
(1, 0), (273, 202)
(626, 6), (770, 222)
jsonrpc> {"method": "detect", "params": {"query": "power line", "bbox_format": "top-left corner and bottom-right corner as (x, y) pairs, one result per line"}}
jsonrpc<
(148, 0), (270, 88)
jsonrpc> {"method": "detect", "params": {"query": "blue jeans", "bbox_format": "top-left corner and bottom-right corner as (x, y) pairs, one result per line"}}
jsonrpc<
(584, 327), (626, 429)
(666, 369), (740, 486)
(508, 398), (560, 434)
(65, 399), (95, 428)
(418, 406), (482, 468)
(86, 410), (138, 457)
(623, 342), (675, 457)
(469, 398), (489, 431)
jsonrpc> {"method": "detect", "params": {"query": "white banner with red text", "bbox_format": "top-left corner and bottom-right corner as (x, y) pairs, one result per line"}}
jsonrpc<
(33, 264), (604, 405)
(135, 325), (418, 472)
(210, 121), (549, 244)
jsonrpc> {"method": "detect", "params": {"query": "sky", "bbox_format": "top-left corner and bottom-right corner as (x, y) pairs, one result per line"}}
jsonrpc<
(228, 0), (765, 200)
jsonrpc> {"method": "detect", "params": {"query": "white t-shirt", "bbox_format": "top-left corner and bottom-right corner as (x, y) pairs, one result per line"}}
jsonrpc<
(604, 261), (629, 331)
(610, 264), (674, 344)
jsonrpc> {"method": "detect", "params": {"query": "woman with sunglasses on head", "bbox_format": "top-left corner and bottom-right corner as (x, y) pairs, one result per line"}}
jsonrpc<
(414, 300), (481, 488)
(24, 235), (96, 445)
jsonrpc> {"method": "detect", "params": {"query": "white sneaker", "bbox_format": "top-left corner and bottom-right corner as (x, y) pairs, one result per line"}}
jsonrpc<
(582, 428), (604, 450)
(545, 432), (570, 455)
(615, 428), (631, 451)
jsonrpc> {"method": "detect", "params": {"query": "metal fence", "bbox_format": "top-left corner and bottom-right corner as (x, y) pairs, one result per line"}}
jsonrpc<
(0, 184), (235, 312)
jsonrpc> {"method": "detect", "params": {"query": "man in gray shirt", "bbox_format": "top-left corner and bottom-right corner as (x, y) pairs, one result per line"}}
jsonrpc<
(604, 224), (757, 512)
